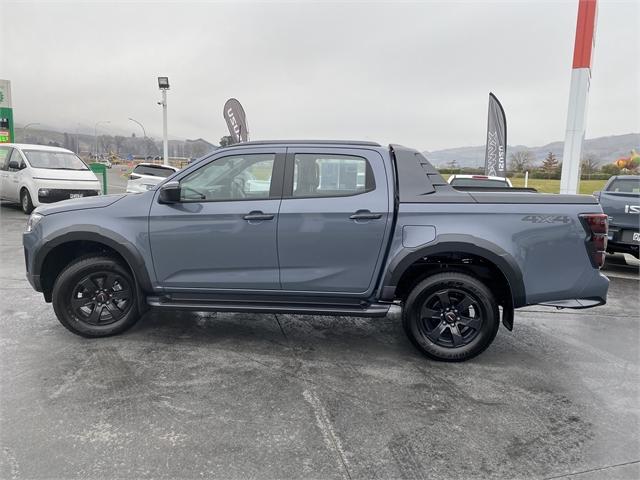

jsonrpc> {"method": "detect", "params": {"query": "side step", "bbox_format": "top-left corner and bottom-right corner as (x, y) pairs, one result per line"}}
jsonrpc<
(146, 296), (392, 318)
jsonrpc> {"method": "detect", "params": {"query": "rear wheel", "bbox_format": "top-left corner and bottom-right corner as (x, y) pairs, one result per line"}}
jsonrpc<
(52, 256), (140, 337)
(403, 272), (499, 362)
(20, 188), (34, 214)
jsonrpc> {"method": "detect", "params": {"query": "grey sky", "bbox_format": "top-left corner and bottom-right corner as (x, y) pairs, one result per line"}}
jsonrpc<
(2, 0), (638, 151)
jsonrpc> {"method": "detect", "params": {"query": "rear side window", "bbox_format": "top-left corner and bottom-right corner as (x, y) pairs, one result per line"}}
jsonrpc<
(133, 164), (176, 178)
(607, 178), (640, 193)
(0, 147), (10, 171)
(292, 153), (374, 198)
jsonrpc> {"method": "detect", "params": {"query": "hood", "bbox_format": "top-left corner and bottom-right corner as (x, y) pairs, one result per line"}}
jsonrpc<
(35, 194), (126, 215)
(30, 167), (99, 181)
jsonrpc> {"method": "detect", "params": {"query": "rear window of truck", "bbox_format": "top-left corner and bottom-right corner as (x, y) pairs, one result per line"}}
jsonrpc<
(607, 178), (640, 193)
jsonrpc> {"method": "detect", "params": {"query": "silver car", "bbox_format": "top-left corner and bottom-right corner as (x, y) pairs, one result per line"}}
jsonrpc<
(126, 163), (179, 193)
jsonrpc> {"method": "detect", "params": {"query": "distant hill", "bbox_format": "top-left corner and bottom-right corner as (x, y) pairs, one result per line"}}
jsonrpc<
(426, 133), (639, 168)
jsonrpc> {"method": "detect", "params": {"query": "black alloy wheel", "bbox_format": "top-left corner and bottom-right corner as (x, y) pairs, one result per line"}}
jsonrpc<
(417, 287), (483, 348)
(52, 256), (141, 337)
(70, 272), (133, 326)
(403, 272), (500, 362)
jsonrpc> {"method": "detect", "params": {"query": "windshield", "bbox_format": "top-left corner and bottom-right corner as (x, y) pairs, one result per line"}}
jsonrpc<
(450, 178), (509, 188)
(23, 150), (88, 170)
(607, 178), (640, 194)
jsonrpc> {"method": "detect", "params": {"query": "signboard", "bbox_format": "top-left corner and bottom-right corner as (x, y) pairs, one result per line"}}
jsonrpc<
(0, 79), (14, 143)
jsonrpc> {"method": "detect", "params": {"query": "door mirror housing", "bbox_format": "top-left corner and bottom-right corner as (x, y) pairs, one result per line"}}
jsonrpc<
(8, 160), (21, 170)
(158, 181), (181, 204)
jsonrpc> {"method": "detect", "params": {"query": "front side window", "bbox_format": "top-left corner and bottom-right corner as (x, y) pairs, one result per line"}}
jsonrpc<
(292, 153), (374, 198)
(180, 153), (275, 201)
(22, 150), (88, 170)
(0, 147), (11, 171)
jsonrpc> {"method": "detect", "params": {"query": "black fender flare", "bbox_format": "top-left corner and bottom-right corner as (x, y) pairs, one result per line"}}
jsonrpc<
(33, 226), (154, 295)
(381, 234), (526, 309)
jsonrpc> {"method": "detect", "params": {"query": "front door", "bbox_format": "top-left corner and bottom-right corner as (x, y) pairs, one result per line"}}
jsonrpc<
(277, 148), (391, 295)
(149, 148), (285, 291)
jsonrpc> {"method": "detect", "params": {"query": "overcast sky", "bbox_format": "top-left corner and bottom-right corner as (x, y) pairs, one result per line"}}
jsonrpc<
(1, 0), (638, 151)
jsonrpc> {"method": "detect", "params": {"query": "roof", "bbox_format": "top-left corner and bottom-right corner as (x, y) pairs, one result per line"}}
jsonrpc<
(2, 143), (74, 153)
(223, 140), (382, 147)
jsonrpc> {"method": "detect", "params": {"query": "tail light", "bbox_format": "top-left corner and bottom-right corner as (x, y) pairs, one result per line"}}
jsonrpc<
(129, 173), (141, 180)
(579, 213), (608, 268)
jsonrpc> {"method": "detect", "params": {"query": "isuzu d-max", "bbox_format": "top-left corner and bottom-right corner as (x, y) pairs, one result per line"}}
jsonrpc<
(23, 141), (609, 361)
(594, 175), (639, 258)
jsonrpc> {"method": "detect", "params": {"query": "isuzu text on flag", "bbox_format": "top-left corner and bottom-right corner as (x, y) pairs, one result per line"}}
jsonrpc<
(484, 92), (507, 177)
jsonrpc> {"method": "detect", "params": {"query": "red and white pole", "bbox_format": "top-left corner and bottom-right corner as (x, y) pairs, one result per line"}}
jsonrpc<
(560, 0), (597, 195)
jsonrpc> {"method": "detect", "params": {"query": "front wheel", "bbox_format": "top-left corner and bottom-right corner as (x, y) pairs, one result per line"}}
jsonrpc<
(403, 272), (500, 362)
(52, 256), (140, 337)
(20, 188), (34, 214)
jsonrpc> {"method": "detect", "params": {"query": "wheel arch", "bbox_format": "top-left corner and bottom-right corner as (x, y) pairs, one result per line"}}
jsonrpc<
(34, 228), (153, 304)
(381, 235), (526, 309)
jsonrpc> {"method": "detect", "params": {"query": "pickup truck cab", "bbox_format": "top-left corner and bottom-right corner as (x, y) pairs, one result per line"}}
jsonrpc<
(23, 141), (609, 361)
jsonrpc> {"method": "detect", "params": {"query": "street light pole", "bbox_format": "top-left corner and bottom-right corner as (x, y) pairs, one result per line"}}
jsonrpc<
(23, 123), (41, 140)
(94, 120), (110, 159)
(157, 77), (170, 166)
(128, 117), (147, 159)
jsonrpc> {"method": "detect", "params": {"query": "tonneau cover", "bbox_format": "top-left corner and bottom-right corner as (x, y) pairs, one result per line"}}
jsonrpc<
(390, 145), (598, 205)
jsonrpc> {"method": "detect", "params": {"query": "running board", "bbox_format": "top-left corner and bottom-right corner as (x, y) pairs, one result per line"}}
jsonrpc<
(146, 296), (391, 317)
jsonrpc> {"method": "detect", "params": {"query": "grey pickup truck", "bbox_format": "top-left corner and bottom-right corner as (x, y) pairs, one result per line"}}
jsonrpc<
(594, 175), (639, 258)
(23, 141), (609, 361)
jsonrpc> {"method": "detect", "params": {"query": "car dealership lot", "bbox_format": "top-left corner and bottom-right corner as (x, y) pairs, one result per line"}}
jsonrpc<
(1, 203), (638, 479)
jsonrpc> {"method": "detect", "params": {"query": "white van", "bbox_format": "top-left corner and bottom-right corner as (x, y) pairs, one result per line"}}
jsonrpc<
(0, 144), (102, 214)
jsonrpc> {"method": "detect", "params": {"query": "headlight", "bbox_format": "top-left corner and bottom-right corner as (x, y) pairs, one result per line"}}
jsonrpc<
(26, 212), (44, 232)
(38, 188), (50, 197)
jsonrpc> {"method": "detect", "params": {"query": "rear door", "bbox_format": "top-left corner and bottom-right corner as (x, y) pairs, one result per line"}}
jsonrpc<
(277, 147), (391, 294)
(149, 147), (285, 291)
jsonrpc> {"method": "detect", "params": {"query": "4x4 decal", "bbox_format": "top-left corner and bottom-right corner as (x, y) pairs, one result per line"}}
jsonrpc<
(521, 215), (572, 224)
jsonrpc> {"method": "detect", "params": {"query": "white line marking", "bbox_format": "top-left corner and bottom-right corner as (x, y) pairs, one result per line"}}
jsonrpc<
(303, 389), (351, 480)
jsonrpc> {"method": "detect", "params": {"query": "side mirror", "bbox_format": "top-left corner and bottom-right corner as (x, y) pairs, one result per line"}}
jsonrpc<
(8, 160), (20, 170)
(158, 181), (181, 204)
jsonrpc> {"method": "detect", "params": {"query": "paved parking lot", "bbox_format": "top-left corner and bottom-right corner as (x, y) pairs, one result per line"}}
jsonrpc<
(1, 201), (638, 479)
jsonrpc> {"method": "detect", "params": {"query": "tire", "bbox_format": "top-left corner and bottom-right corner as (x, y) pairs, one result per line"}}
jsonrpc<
(402, 272), (500, 362)
(52, 255), (140, 338)
(20, 188), (34, 214)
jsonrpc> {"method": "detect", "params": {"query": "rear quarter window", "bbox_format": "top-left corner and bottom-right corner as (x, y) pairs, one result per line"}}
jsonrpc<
(132, 165), (176, 177)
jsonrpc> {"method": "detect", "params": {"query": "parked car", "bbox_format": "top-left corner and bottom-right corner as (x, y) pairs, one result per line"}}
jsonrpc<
(23, 141), (609, 361)
(448, 174), (513, 188)
(96, 158), (112, 169)
(594, 175), (639, 258)
(0, 143), (101, 214)
(126, 163), (180, 193)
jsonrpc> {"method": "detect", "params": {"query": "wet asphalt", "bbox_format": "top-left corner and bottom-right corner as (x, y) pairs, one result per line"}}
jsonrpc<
(0, 196), (638, 480)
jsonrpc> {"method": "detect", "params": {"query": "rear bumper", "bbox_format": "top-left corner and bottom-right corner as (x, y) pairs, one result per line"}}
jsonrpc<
(533, 271), (609, 310)
(607, 241), (639, 257)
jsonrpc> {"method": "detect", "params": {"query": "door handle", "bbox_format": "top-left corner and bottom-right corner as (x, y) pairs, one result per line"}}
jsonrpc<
(349, 210), (382, 221)
(243, 211), (275, 221)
